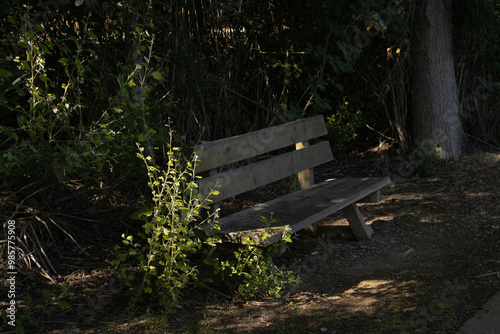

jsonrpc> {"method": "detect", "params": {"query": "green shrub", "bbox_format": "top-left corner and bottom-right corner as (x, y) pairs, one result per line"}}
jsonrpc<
(0, 3), (168, 187)
(208, 216), (300, 301)
(114, 131), (220, 312)
(412, 141), (440, 177)
(326, 100), (365, 151)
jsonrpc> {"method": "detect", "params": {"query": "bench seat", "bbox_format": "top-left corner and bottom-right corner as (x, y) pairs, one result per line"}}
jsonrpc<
(200, 176), (390, 246)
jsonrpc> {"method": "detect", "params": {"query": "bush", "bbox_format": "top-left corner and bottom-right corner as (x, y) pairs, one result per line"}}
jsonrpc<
(209, 216), (299, 301)
(326, 99), (366, 151)
(114, 131), (220, 312)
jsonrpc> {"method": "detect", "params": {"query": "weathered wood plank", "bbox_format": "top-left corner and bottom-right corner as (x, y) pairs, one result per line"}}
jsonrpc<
(197, 141), (333, 202)
(194, 115), (327, 173)
(199, 176), (391, 245)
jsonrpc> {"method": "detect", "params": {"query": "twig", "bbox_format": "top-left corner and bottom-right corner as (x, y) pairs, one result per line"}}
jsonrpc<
(2, 182), (39, 202)
(45, 215), (84, 252)
(226, 88), (286, 123)
(476, 272), (500, 278)
(466, 133), (500, 152)
(34, 215), (55, 239)
(205, 286), (232, 300)
(17, 235), (56, 282)
(7, 185), (53, 221)
(61, 263), (85, 269)
(30, 226), (58, 274)
(365, 123), (396, 142)
(46, 208), (117, 220)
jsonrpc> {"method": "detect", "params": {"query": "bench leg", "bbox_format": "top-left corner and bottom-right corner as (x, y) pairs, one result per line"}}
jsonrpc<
(279, 240), (287, 255)
(342, 204), (373, 241)
(358, 190), (381, 203)
(304, 222), (318, 235)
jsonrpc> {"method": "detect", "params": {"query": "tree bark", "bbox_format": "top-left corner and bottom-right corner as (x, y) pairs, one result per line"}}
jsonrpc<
(411, 0), (467, 159)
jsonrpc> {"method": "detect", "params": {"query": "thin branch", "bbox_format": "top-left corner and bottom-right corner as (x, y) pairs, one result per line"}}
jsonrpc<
(30, 226), (58, 274)
(476, 271), (500, 278)
(45, 215), (84, 252)
(7, 185), (53, 221)
(365, 124), (395, 142)
(3, 182), (39, 202)
(466, 133), (500, 152)
(204, 286), (232, 300)
(226, 88), (286, 123)
(43, 211), (109, 223)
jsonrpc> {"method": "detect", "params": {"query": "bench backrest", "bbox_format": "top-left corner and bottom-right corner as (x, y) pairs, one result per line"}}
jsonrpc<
(194, 115), (333, 204)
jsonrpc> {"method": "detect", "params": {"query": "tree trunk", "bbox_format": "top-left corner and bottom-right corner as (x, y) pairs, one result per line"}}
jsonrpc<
(411, 0), (467, 159)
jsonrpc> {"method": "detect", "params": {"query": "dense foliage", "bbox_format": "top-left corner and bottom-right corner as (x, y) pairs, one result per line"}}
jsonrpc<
(1, 0), (499, 186)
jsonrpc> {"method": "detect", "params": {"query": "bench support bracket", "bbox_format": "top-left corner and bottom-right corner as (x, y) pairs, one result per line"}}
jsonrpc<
(342, 204), (373, 241)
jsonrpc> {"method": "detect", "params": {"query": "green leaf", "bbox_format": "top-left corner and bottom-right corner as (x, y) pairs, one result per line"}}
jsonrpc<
(25, 295), (33, 308)
(15, 323), (25, 334)
(58, 300), (71, 310)
(152, 71), (163, 80)
(0, 68), (12, 78)
(15, 87), (26, 97)
(28, 316), (39, 326)
(42, 289), (56, 300)
(131, 206), (153, 220)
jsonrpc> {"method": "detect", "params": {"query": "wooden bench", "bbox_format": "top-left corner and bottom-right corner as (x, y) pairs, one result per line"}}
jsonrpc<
(194, 115), (391, 246)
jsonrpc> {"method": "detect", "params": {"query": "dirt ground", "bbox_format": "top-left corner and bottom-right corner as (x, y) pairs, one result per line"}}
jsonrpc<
(1, 149), (500, 333)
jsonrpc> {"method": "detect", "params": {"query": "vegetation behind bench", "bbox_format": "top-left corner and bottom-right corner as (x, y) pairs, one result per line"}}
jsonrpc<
(194, 116), (391, 246)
